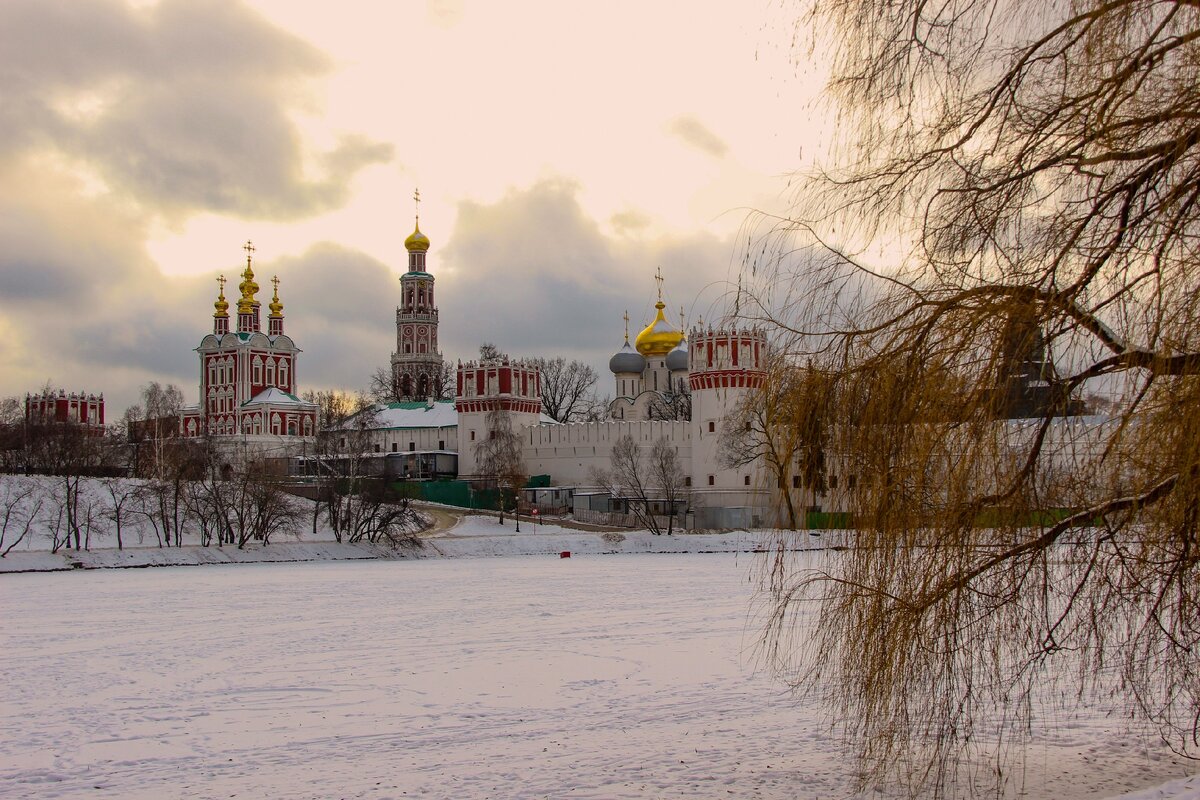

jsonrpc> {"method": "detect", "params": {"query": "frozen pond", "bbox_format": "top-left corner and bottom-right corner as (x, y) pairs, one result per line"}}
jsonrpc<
(0, 554), (1192, 799)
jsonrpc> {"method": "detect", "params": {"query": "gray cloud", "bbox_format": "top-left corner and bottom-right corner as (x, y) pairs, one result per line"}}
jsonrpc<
(0, 175), (740, 418)
(438, 180), (738, 384)
(668, 115), (729, 158)
(0, 0), (391, 220)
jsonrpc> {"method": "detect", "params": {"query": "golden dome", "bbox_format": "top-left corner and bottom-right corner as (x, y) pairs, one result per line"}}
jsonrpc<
(635, 301), (684, 356)
(268, 275), (283, 317)
(213, 274), (229, 317)
(405, 222), (430, 253)
(237, 241), (259, 314)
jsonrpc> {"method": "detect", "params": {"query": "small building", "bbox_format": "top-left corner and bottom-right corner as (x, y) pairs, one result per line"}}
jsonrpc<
(25, 389), (105, 433)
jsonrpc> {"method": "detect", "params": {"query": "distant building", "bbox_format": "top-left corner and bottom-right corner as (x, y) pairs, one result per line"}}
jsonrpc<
(178, 241), (318, 446)
(25, 389), (105, 433)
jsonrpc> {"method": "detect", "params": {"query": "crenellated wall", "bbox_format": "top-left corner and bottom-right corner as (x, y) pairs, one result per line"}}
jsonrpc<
(520, 419), (692, 486)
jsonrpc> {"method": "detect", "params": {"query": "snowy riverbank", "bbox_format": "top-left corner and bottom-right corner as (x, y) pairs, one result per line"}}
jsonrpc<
(0, 513), (824, 573)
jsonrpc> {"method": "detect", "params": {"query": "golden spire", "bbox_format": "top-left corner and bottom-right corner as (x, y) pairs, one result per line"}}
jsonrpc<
(623, 310), (630, 343)
(268, 275), (283, 317)
(213, 274), (229, 317)
(405, 188), (430, 253)
(237, 240), (259, 314)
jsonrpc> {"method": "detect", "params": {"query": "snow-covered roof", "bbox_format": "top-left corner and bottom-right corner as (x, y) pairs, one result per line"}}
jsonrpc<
(365, 400), (459, 430)
(351, 400), (558, 430)
(244, 388), (311, 406)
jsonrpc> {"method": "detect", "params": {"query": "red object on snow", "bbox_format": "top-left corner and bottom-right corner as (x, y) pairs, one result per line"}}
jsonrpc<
(559, 551), (571, 559)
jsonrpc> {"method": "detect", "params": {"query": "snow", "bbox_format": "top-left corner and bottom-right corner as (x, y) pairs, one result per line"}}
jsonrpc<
(1, 554), (1195, 799)
(1, 473), (1195, 797)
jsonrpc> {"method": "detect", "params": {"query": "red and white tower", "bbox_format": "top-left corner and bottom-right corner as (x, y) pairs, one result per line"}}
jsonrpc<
(390, 189), (444, 400)
(688, 325), (768, 502)
(454, 358), (543, 479)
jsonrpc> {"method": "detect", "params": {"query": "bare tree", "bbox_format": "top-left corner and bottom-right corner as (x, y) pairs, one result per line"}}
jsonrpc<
(748, 0), (1200, 793)
(474, 407), (526, 528)
(648, 437), (688, 535)
(100, 477), (136, 551)
(721, 365), (830, 530)
(221, 463), (301, 548)
(528, 357), (599, 423)
(591, 434), (680, 535)
(478, 342), (506, 362)
(369, 362), (454, 403)
(0, 477), (42, 556)
(646, 380), (692, 422)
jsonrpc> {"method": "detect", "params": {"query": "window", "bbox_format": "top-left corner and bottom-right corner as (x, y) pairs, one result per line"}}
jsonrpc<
(266, 358), (276, 386)
(438, 440), (444, 450)
(684, 476), (692, 487)
(253, 357), (263, 385)
(392, 442), (398, 452)
(409, 442), (415, 451)
(708, 421), (715, 433)
(374, 444), (380, 453)
(470, 431), (475, 441)
(829, 474), (839, 490)
(708, 475), (715, 486)
(744, 475), (751, 486)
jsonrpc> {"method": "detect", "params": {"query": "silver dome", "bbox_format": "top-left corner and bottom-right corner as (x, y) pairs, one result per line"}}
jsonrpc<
(665, 338), (689, 371)
(609, 341), (647, 374)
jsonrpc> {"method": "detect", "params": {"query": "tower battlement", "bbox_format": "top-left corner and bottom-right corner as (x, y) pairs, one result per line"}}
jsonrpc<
(687, 327), (768, 391)
(455, 359), (542, 415)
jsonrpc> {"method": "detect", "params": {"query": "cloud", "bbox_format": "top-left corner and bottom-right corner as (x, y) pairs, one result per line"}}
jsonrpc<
(438, 179), (738, 382)
(0, 0), (392, 221)
(668, 115), (728, 159)
(0, 173), (740, 418)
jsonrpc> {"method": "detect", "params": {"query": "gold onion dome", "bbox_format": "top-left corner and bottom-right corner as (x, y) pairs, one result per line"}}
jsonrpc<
(405, 222), (430, 252)
(268, 276), (283, 317)
(213, 276), (229, 317)
(635, 301), (684, 356)
(237, 265), (259, 314)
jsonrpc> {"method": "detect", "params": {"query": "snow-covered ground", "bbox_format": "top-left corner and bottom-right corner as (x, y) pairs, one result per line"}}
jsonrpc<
(1, 554), (1194, 799)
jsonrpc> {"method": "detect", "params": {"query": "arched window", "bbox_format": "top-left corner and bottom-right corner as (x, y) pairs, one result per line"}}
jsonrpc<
(266, 358), (276, 387)
(303, 416), (312, 436)
(278, 360), (289, 389)
(417, 374), (429, 398)
(287, 420), (297, 436)
(253, 356), (263, 385)
(400, 373), (413, 397)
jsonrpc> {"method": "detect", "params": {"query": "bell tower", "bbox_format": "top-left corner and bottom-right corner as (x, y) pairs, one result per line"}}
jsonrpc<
(390, 189), (444, 400)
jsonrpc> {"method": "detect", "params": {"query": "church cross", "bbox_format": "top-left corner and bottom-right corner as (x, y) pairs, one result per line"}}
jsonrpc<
(414, 188), (421, 222)
(217, 274), (226, 294)
(655, 266), (664, 301)
(623, 310), (630, 342)
(243, 240), (255, 266)
(271, 275), (280, 294)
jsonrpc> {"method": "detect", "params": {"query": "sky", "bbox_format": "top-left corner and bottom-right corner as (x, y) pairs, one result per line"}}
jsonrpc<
(0, 0), (829, 418)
